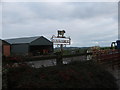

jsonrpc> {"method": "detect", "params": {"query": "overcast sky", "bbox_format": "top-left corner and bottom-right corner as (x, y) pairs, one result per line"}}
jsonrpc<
(1, 2), (118, 47)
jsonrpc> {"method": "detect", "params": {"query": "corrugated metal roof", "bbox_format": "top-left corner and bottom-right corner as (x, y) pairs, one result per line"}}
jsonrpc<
(30, 36), (53, 45)
(2, 40), (10, 45)
(5, 36), (43, 44)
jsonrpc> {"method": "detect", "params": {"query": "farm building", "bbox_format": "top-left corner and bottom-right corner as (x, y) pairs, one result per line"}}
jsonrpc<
(4, 36), (53, 56)
(2, 40), (11, 57)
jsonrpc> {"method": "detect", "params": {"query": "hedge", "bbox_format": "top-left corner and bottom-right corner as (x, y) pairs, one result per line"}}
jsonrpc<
(3, 60), (119, 89)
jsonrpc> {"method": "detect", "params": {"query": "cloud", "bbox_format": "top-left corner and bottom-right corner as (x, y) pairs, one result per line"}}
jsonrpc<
(2, 2), (118, 47)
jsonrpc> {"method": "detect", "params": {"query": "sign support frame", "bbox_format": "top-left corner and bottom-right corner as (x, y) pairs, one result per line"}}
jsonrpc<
(51, 30), (71, 65)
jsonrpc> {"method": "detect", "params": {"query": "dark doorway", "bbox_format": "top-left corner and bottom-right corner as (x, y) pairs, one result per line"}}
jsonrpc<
(29, 45), (53, 56)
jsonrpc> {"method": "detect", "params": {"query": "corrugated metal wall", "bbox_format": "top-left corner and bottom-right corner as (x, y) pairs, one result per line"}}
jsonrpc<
(11, 44), (29, 55)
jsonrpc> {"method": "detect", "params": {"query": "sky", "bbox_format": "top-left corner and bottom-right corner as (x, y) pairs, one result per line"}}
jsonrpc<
(1, 1), (119, 47)
(118, 2), (120, 40)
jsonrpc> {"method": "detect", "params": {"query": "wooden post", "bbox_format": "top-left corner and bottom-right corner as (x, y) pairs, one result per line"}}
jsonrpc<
(55, 44), (63, 65)
(60, 44), (63, 55)
(59, 44), (63, 65)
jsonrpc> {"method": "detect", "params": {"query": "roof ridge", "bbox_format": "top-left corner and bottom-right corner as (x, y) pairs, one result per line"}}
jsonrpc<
(5, 36), (42, 40)
(5, 36), (43, 44)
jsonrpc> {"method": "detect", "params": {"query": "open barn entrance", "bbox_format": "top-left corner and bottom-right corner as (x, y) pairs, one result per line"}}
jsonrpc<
(29, 45), (53, 56)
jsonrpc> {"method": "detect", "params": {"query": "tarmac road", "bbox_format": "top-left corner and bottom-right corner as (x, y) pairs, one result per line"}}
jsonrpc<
(27, 55), (87, 68)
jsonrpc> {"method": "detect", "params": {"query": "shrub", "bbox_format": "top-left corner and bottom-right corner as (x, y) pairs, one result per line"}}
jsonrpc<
(3, 60), (119, 89)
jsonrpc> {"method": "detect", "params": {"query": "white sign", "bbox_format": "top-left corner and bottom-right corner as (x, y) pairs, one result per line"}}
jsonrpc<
(51, 37), (71, 45)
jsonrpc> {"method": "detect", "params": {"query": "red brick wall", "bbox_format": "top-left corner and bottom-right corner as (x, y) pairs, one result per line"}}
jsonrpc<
(3, 45), (10, 57)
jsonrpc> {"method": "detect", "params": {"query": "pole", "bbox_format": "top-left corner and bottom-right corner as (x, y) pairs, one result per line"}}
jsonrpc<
(56, 44), (63, 65)
(60, 44), (63, 55)
(60, 44), (63, 65)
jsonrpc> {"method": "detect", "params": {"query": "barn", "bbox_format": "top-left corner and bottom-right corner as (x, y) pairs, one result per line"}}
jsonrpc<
(5, 36), (53, 56)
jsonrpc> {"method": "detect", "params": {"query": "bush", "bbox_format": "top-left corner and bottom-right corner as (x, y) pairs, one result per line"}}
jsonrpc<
(3, 60), (119, 89)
